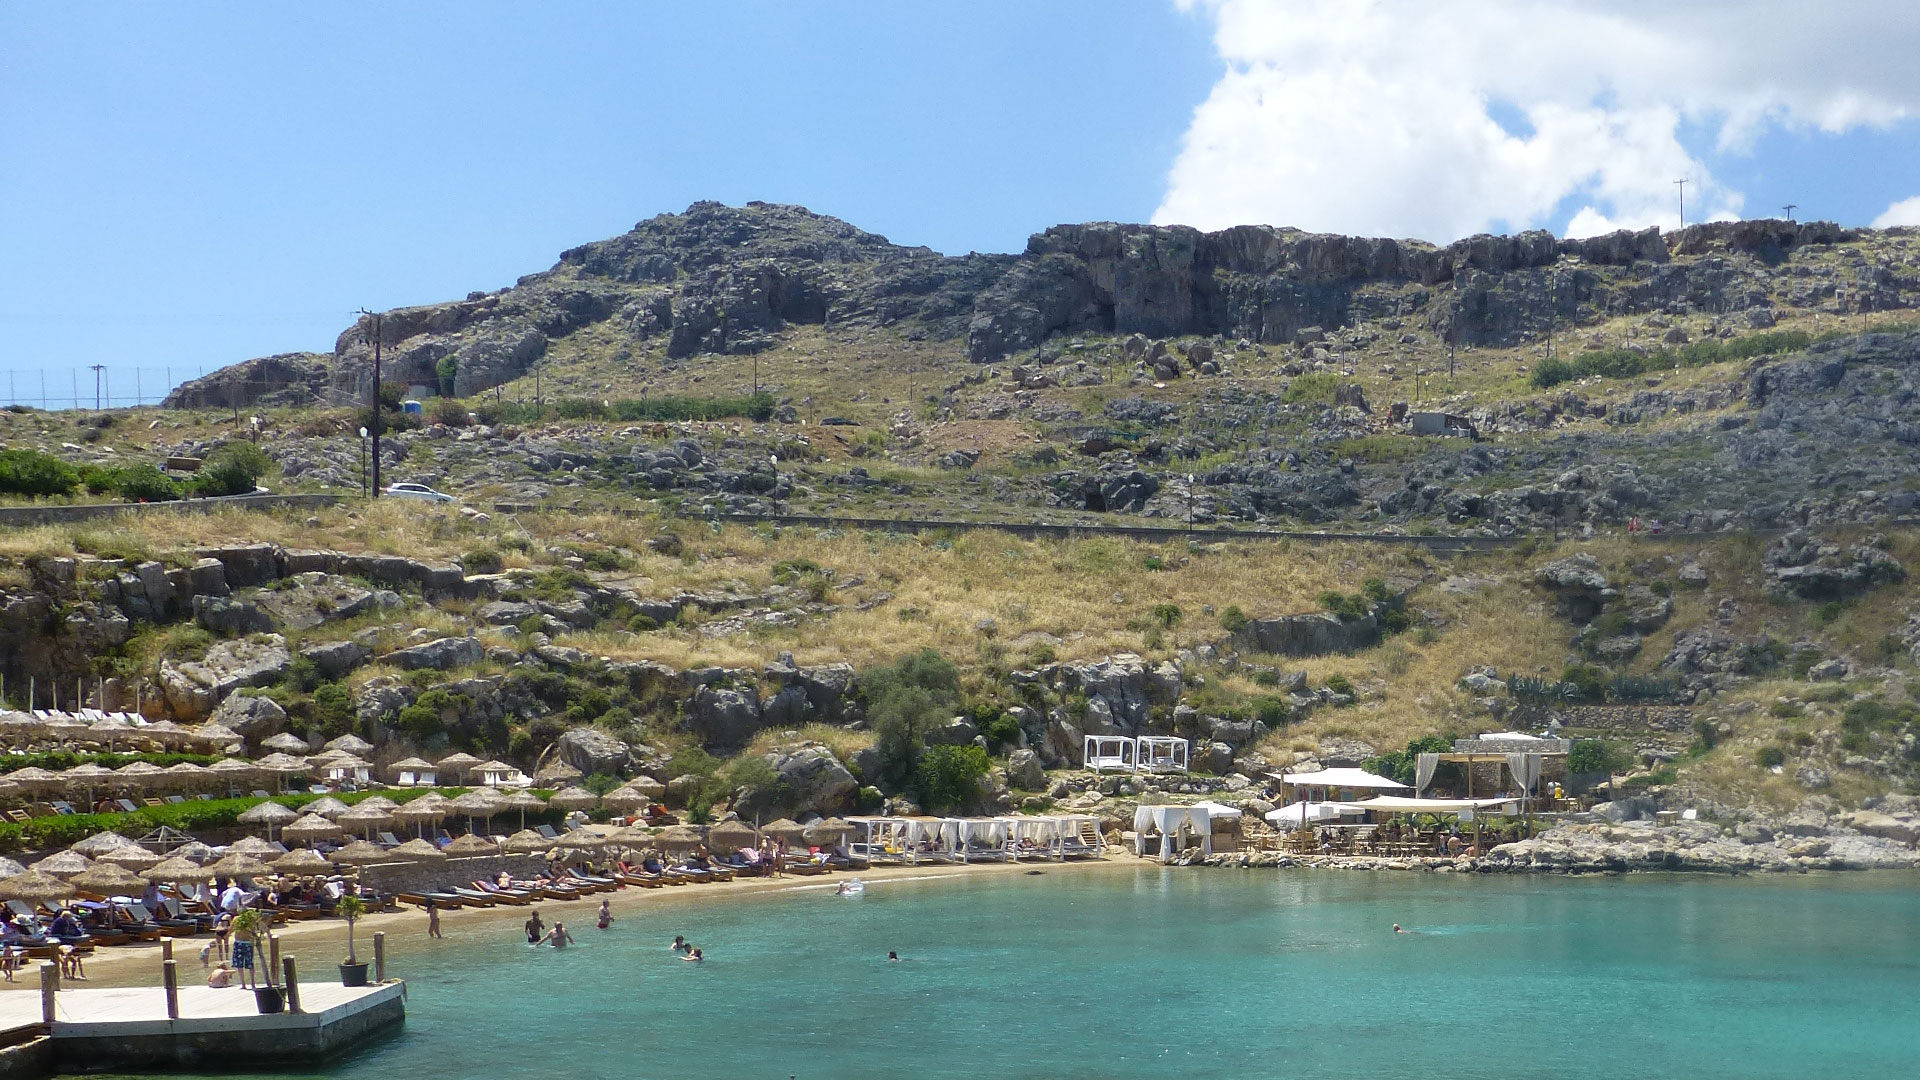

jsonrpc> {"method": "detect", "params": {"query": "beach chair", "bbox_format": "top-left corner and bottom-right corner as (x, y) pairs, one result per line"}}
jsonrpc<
(377, 832), (402, 847)
(164, 795), (187, 804)
(3, 810), (27, 825)
(251, 790), (272, 799)
(472, 881), (537, 904)
(48, 802), (76, 816)
(536, 824), (561, 840)
(113, 799), (140, 814)
(195, 793), (214, 800)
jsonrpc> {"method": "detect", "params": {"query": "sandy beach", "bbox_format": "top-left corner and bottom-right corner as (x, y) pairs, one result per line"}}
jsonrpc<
(0, 856), (1134, 992)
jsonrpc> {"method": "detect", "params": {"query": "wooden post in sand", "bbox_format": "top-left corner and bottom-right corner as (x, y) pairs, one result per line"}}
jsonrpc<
(40, 964), (57, 1024)
(373, 932), (386, 983)
(268, 934), (281, 987)
(282, 957), (301, 1014)
(163, 960), (179, 1019)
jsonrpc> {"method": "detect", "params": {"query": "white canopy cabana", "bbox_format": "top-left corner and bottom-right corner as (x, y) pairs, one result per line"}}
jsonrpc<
(1084, 735), (1135, 773)
(1264, 801), (1348, 827)
(1336, 795), (1519, 815)
(1273, 767), (1407, 804)
(1137, 736), (1188, 773)
(956, 818), (1012, 861)
(1132, 805), (1212, 863)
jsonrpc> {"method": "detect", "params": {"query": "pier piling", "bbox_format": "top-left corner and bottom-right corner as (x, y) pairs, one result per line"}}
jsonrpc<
(373, 932), (386, 982)
(40, 964), (56, 1024)
(163, 961), (178, 1019)
(282, 957), (301, 1014)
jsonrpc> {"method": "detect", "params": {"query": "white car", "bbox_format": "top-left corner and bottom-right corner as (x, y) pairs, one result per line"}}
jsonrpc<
(383, 482), (457, 503)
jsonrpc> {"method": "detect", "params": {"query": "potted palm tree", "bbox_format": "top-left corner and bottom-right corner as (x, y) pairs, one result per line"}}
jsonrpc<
(229, 909), (284, 1013)
(336, 895), (370, 986)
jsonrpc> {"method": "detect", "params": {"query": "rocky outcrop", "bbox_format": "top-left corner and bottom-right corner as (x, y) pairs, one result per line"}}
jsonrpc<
(158, 636), (292, 720)
(1231, 611), (1380, 658)
(685, 685), (763, 749)
(161, 352), (330, 410)
(555, 728), (631, 776)
(1763, 531), (1906, 599)
(208, 693), (287, 741)
(384, 636), (484, 672)
(1487, 820), (1920, 873)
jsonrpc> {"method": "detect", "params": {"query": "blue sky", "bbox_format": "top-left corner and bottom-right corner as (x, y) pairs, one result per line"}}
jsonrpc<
(3, 1), (1918, 404)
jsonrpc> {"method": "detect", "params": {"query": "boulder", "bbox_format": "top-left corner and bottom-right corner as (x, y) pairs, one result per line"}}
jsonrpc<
(926, 717), (979, 746)
(354, 677), (415, 725)
(192, 595), (275, 636)
(768, 746), (857, 817)
(1764, 531), (1906, 599)
(1533, 553), (1613, 621)
(1194, 741), (1234, 774)
(158, 635), (291, 720)
(385, 636), (484, 671)
(759, 684), (813, 728)
(685, 686), (763, 749)
(208, 693), (287, 740)
(1232, 612), (1379, 657)
(301, 639), (369, 680)
(556, 728), (632, 776)
(1006, 749), (1046, 791)
(249, 573), (380, 630)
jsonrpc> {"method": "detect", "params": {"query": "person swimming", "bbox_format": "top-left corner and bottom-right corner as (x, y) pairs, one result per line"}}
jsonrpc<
(526, 910), (545, 945)
(682, 947), (703, 962)
(597, 900), (612, 930)
(671, 935), (691, 953)
(887, 951), (899, 961)
(1393, 924), (1405, 934)
(542, 922), (575, 949)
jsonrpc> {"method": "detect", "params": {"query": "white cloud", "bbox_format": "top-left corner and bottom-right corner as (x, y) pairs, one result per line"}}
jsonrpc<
(1873, 195), (1920, 228)
(1159, 0), (1920, 242)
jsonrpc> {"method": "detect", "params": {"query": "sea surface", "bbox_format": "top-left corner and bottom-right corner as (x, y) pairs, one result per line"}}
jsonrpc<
(116, 866), (1920, 1079)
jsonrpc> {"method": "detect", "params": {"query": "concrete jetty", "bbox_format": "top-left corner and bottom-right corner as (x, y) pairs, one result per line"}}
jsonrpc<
(0, 976), (404, 1076)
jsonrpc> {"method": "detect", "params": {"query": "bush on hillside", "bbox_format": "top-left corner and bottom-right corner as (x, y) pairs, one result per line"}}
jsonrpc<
(862, 648), (962, 789)
(0, 449), (80, 497)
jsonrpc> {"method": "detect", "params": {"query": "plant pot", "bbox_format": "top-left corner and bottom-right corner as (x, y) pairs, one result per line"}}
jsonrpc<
(254, 987), (285, 1014)
(339, 961), (370, 987)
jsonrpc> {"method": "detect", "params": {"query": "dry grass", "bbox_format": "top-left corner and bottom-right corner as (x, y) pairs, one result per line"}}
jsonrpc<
(742, 723), (874, 761)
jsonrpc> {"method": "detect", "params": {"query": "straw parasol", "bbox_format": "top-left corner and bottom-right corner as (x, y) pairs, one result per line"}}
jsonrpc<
(88, 714), (137, 750)
(328, 840), (395, 866)
(387, 757), (435, 782)
(534, 761), (582, 787)
(2, 767), (63, 792)
(238, 800), (299, 838)
(599, 780), (652, 807)
(323, 734), (375, 756)
(204, 758), (258, 793)
(206, 853), (273, 879)
(139, 720), (196, 747)
(228, 836), (286, 857)
(32, 850), (94, 878)
(71, 831), (141, 858)
(558, 825), (614, 851)
(114, 760), (167, 788)
(436, 752), (483, 782)
(502, 830), (550, 855)
(763, 818), (807, 842)
(656, 825), (706, 852)
(253, 752), (311, 789)
(444, 833), (501, 857)
(162, 761), (209, 789)
(627, 776), (666, 798)
(549, 786), (598, 812)
(69, 863), (147, 896)
(173, 841), (218, 864)
(708, 820), (758, 851)
(280, 813), (345, 846)
(501, 789), (547, 830)
(388, 838), (446, 862)
(357, 795), (399, 811)
(193, 722), (244, 750)
(804, 817), (855, 846)
(0, 869), (74, 903)
(99, 847), (162, 872)
(337, 805), (394, 838)
(608, 825), (655, 850)
(448, 788), (507, 829)
(394, 793), (449, 837)
(260, 732), (311, 754)
(303, 796), (352, 819)
(62, 763), (115, 803)
(142, 856), (215, 884)
(270, 848), (334, 875)
(0, 858), (25, 880)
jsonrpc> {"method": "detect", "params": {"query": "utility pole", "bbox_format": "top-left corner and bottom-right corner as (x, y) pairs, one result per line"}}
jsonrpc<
(358, 309), (383, 498)
(1782, 203), (1797, 221)
(1674, 178), (1687, 229)
(88, 365), (104, 411)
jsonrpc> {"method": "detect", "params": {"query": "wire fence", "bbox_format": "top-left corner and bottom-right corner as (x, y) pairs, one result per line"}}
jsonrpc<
(0, 368), (367, 412)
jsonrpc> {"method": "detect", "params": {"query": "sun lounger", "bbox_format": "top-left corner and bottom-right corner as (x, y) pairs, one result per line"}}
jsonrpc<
(130, 901), (200, 936)
(396, 892), (468, 910)
(471, 881), (536, 904)
(446, 888), (497, 907)
(378, 832), (402, 847)
(536, 824), (561, 840)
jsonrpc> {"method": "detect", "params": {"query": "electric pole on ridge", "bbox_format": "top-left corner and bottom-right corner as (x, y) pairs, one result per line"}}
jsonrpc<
(1782, 204), (1797, 221)
(1674, 178), (1687, 229)
(88, 365), (105, 411)
(357, 309), (383, 498)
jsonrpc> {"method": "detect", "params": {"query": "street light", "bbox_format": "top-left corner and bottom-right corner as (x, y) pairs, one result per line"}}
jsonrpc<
(1187, 473), (1197, 533)
(358, 427), (370, 497)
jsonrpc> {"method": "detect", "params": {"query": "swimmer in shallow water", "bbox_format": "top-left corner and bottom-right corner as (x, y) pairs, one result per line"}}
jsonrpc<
(683, 947), (703, 962)
(671, 935), (691, 953)
(888, 951), (899, 961)
(1393, 924), (1404, 934)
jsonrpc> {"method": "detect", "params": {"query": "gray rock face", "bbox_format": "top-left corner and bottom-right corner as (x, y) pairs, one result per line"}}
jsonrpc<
(301, 639), (370, 680)
(385, 636), (484, 671)
(685, 685), (763, 749)
(765, 746), (858, 818)
(1006, 749), (1046, 791)
(192, 595), (275, 636)
(1233, 612), (1380, 657)
(249, 573), (380, 631)
(159, 635), (291, 720)
(926, 717), (980, 746)
(354, 677), (415, 725)
(1194, 741), (1235, 775)
(555, 728), (632, 776)
(161, 352), (330, 410)
(209, 693), (287, 740)
(1533, 553), (1614, 621)
(1763, 531), (1906, 598)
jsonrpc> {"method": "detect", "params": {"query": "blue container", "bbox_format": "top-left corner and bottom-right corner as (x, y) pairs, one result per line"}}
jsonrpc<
(401, 400), (424, 415)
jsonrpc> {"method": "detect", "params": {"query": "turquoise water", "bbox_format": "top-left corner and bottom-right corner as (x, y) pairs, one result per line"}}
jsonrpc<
(140, 867), (1920, 1079)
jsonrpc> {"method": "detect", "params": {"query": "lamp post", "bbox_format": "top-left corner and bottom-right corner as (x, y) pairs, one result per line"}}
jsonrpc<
(358, 427), (370, 497)
(769, 453), (780, 516)
(1186, 473), (1196, 533)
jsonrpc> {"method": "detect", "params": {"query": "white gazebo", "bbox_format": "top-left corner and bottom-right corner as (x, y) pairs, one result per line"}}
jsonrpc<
(1083, 735), (1135, 773)
(1272, 767), (1408, 804)
(1137, 736), (1189, 773)
(472, 760), (529, 787)
(1132, 805), (1213, 863)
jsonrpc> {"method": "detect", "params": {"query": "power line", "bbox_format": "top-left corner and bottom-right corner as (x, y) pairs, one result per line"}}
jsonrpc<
(1674, 178), (1687, 229)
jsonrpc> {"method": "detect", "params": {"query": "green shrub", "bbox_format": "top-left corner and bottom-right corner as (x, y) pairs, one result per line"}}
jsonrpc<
(914, 743), (989, 813)
(462, 547), (504, 575)
(1568, 738), (1624, 775)
(1249, 695), (1290, 726)
(1363, 734), (1454, 786)
(193, 442), (274, 497)
(1150, 603), (1182, 628)
(109, 464), (180, 502)
(1560, 664), (1607, 702)
(1317, 590), (1368, 621)
(1219, 606), (1249, 634)
(0, 449), (80, 497)
(1282, 372), (1339, 404)
(863, 648), (962, 789)
(312, 682), (353, 730)
(1756, 746), (1786, 769)
(1531, 329), (1815, 388)
(1323, 673), (1354, 697)
(1142, 555), (1166, 572)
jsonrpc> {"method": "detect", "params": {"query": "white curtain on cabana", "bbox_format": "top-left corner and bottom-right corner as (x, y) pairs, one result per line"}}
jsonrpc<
(1415, 753), (1439, 796)
(1505, 753), (1542, 795)
(1132, 806), (1212, 863)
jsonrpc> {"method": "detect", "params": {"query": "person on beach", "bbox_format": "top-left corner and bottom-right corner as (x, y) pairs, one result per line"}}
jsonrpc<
(542, 923), (575, 949)
(206, 963), (233, 988)
(671, 935), (690, 954)
(230, 935), (257, 988)
(597, 900), (612, 930)
(211, 913), (233, 961)
(427, 899), (443, 940)
(682, 947), (702, 962)
(525, 910), (545, 945)
(58, 945), (85, 981)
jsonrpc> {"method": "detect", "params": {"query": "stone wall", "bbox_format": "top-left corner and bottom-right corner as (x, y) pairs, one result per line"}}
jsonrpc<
(360, 854), (547, 895)
(1521, 704), (1696, 734)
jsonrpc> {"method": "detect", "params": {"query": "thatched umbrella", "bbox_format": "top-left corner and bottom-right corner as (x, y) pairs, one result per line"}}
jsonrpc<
(32, 850), (94, 878)
(549, 786), (598, 812)
(71, 831), (140, 858)
(444, 833), (500, 857)
(449, 789), (506, 837)
(88, 714), (137, 750)
(228, 836), (286, 857)
(804, 817), (856, 847)
(763, 818), (807, 843)
(193, 722), (244, 751)
(63, 763), (115, 806)
(253, 752), (311, 790)
(205, 853), (273, 879)
(303, 796), (352, 819)
(0, 857), (26, 879)
(337, 805), (394, 839)
(534, 761), (582, 787)
(388, 838), (446, 862)
(238, 800), (299, 839)
(69, 863), (147, 896)
(162, 761), (209, 790)
(436, 752), (483, 783)
(708, 820), (758, 852)
(501, 789), (547, 830)
(280, 813), (344, 846)
(357, 795), (400, 813)
(503, 830), (550, 855)
(261, 732), (311, 754)
(44, 715), (91, 742)
(139, 720), (196, 748)
(657, 825), (706, 852)
(270, 848), (334, 875)
(323, 734), (375, 756)
(387, 757), (436, 783)
(142, 856), (215, 884)
(0, 869), (74, 904)
(599, 786), (649, 815)
(114, 760), (167, 789)
(627, 776), (666, 798)
(328, 840), (394, 866)
(394, 793), (449, 837)
(559, 824), (616, 851)
(3, 767), (63, 793)
(205, 758), (258, 795)
(173, 841), (218, 864)
(99, 847), (162, 872)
